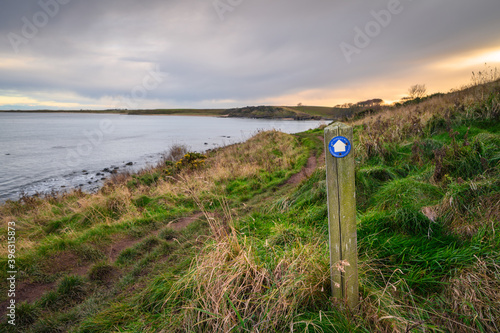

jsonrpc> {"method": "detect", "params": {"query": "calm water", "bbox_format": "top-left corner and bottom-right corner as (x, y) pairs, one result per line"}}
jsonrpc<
(0, 112), (324, 201)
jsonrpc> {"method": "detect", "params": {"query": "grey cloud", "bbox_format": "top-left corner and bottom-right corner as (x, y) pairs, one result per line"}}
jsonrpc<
(1, 0), (500, 109)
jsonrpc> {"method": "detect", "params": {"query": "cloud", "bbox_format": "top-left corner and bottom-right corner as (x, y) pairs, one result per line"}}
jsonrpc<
(1, 0), (500, 110)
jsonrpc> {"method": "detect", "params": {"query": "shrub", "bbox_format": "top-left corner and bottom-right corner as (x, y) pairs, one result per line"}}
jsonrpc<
(175, 152), (206, 171)
(162, 144), (189, 162)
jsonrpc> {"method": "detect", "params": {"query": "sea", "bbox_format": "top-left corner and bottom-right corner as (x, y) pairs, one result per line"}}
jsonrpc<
(0, 112), (325, 202)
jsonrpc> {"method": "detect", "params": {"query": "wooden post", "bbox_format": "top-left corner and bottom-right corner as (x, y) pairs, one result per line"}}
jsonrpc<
(324, 122), (358, 308)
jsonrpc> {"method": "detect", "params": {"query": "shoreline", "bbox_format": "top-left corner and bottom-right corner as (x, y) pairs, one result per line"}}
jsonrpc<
(0, 109), (331, 120)
(0, 125), (325, 204)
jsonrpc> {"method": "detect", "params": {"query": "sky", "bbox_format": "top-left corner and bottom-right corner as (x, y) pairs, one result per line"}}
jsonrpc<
(1, 0), (500, 110)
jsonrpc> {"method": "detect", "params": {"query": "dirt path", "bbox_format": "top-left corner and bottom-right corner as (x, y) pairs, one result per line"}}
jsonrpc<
(286, 155), (318, 185)
(168, 212), (204, 230)
(286, 136), (325, 185)
(0, 212), (204, 317)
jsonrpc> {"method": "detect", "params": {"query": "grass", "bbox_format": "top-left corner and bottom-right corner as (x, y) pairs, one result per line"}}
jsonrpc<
(1, 78), (499, 332)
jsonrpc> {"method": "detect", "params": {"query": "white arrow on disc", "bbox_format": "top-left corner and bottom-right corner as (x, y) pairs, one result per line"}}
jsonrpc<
(333, 140), (346, 153)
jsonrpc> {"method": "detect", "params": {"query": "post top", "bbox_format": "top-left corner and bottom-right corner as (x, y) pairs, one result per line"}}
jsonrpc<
(325, 121), (351, 129)
(324, 122), (352, 133)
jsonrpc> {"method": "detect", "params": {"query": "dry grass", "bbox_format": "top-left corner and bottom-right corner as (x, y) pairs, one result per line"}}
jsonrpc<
(441, 257), (500, 332)
(152, 130), (303, 199)
(160, 191), (330, 332)
(357, 256), (500, 333)
(0, 184), (140, 258)
(0, 190), (87, 255)
(352, 104), (427, 162)
(358, 260), (426, 333)
(209, 130), (300, 181)
(434, 175), (500, 239)
(351, 79), (500, 162)
(106, 171), (132, 186)
(444, 193), (499, 238)
(163, 220), (330, 332)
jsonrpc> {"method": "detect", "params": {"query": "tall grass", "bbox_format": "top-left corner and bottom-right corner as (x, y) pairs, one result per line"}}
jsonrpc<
(161, 211), (331, 332)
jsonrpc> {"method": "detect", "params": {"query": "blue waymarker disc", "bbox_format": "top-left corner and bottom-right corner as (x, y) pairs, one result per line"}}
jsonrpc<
(328, 136), (351, 158)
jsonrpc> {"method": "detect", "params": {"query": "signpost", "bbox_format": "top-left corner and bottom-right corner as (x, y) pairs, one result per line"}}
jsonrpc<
(324, 122), (358, 308)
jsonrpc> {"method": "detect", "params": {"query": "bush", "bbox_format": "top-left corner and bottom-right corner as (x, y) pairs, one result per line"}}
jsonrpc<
(175, 152), (206, 171)
(162, 144), (189, 162)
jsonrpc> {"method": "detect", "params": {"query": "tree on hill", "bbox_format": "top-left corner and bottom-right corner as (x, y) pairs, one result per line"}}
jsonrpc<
(408, 84), (427, 99)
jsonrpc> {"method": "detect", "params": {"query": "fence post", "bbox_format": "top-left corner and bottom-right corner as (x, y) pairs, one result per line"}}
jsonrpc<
(324, 122), (358, 308)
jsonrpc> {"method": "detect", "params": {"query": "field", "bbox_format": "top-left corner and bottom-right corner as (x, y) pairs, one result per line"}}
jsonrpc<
(0, 79), (499, 332)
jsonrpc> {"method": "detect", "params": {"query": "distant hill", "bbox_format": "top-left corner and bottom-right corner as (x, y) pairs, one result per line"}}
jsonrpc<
(224, 105), (322, 120)
(286, 101), (385, 120)
(286, 105), (357, 119)
(224, 103), (385, 120)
